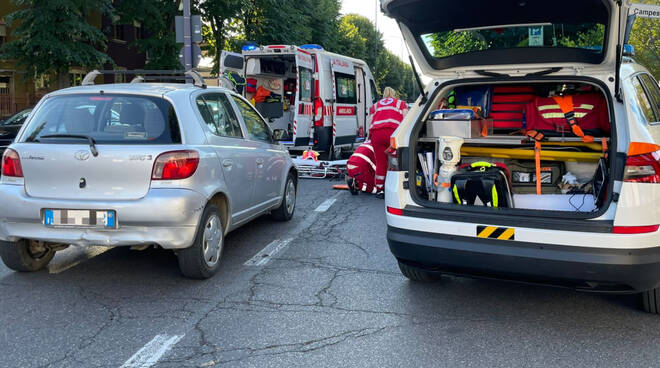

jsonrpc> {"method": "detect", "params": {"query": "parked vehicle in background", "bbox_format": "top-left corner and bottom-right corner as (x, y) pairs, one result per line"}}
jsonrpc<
(0, 71), (298, 279)
(382, 0), (660, 314)
(0, 108), (32, 156)
(221, 44), (378, 159)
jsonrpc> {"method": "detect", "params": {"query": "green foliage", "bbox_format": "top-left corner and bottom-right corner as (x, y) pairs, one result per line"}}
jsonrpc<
(628, 0), (660, 79)
(430, 31), (487, 58)
(557, 24), (605, 48)
(117, 0), (180, 70)
(197, 0), (244, 75)
(0, 0), (113, 84)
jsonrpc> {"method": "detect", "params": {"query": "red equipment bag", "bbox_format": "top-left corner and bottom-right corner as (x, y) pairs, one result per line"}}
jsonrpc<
(525, 93), (610, 137)
(246, 78), (257, 93)
(490, 86), (536, 129)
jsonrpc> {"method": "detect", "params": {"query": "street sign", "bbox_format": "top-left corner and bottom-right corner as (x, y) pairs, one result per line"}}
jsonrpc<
(179, 44), (202, 69)
(176, 15), (202, 43)
(528, 27), (544, 47)
(630, 3), (660, 19)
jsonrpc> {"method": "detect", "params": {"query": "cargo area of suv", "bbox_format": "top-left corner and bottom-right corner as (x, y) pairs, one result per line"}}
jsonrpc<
(409, 80), (615, 218)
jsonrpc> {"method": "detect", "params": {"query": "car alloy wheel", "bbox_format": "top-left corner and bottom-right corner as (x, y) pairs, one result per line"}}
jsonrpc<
(202, 214), (223, 267)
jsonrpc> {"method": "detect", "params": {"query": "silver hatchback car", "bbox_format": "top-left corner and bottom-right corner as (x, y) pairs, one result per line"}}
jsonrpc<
(0, 76), (297, 279)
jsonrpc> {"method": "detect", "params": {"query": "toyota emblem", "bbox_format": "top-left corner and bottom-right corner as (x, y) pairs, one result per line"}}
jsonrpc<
(74, 150), (90, 161)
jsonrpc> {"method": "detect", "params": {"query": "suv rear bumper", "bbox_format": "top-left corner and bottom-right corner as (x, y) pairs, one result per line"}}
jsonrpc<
(388, 226), (660, 293)
(0, 185), (206, 249)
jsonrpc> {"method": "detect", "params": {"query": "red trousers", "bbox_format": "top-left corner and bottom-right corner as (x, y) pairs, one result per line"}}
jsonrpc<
(369, 126), (396, 191)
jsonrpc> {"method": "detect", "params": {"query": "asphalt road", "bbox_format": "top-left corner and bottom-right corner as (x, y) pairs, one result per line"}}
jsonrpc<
(1, 179), (659, 368)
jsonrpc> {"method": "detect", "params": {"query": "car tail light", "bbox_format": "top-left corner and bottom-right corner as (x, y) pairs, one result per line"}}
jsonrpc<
(152, 150), (199, 180)
(613, 225), (659, 234)
(387, 137), (400, 171)
(387, 206), (403, 215)
(2, 149), (23, 178)
(624, 143), (660, 183)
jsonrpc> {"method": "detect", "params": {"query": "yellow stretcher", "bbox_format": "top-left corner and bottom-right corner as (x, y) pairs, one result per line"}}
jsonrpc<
(461, 146), (604, 162)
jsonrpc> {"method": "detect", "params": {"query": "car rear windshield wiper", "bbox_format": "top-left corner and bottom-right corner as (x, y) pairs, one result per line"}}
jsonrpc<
(40, 134), (99, 157)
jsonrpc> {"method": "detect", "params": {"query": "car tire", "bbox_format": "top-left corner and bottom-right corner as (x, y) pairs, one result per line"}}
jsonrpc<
(271, 173), (297, 221)
(0, 239), (55, 272)
(642, 288), (660, 314)
(177, 204), (224, 279)
(397, 260), (442, 282)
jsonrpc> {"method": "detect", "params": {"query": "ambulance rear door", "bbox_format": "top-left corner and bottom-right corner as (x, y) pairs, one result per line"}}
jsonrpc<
(220, 50), (245, 93)
(354, 66), (367, 142)
(330, 57), (358, 149)
(293, 49), (315, 147)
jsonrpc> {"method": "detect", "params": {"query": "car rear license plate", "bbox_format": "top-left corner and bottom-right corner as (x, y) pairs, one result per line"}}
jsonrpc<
(43, 209), (116, 229)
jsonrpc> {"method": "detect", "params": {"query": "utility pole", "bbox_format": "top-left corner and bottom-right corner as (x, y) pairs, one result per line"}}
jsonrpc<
(182, 0), (192, 71)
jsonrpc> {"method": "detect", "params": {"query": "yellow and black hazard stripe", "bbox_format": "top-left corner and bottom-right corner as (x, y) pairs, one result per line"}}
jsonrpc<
(477, 226), (515, 240)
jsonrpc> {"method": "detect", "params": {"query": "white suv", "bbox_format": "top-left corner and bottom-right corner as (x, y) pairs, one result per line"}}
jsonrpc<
(382, 0), (660, 313)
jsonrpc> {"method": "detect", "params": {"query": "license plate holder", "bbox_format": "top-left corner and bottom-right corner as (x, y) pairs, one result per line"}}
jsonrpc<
(43, 209), (117, 229)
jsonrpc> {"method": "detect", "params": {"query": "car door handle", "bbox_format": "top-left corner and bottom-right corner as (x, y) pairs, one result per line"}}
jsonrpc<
(222, 159), (233, 169)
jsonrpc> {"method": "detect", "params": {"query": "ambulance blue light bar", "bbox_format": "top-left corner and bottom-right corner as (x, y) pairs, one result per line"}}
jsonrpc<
(300, 44), (323, 50)
(242, 44), (259, 51)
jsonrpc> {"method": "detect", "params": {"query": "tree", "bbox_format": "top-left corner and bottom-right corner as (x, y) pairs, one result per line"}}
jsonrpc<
(628, 0), (660, 79)
(198, 0), (244, 75)
(117, 0), (180, 70)
(0, 0), (113, 88)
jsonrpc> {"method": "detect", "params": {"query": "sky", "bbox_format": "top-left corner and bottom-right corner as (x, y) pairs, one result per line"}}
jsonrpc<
(340, 0), (409, 64)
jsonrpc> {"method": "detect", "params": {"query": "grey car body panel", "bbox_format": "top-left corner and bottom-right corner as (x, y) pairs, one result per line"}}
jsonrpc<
(0, 83), (295, 248)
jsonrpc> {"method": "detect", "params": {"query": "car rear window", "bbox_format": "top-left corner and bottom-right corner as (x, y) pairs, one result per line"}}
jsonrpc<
(21, 94), (181, 144)
(422, 22), (606, 59)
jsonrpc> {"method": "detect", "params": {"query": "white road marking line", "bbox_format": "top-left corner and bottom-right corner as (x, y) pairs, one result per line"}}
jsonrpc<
(244, 238), (294, 266)
(314, 198), (337, 212)
(48, 246), (111, 274)
(120, 334), (184, 368)
(244, 192), (341, 267)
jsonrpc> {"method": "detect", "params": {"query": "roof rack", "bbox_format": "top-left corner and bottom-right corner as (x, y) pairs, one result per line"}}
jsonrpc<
(81, 69), (207, 89)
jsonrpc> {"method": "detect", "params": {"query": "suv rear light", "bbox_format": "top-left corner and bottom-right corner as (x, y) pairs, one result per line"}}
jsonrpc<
(624, 152), (660, 183)
(624, 143), (660, 183)
(152, 150), (199, 180)
(387, 206), (403, 215)
(2, 149), (23, 178)
(387, 137), (400, 171)
(313, 97), (324, 127)
(613, 225), (659, 234)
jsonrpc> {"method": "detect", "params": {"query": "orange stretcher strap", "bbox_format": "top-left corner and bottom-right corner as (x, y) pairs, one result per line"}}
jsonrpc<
(552, 95), (594, 143)
(526, 130), (544, 195)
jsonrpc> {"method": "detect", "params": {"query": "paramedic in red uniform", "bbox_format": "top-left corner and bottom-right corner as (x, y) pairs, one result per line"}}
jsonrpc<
(346, 140), (377, 194)
(369, 87), (408, 193)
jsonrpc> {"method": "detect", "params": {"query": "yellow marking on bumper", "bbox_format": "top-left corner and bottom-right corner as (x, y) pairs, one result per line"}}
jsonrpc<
(497, 228), (515, 240)
(477, 226), (498, 238)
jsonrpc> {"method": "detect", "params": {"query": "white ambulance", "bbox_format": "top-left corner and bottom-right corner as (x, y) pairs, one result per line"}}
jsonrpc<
(220, 44), (378, 158)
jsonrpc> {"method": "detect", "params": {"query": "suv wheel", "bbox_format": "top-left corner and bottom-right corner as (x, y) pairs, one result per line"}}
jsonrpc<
(177, 205), (224, 279)
(0, 239), (55, 272)
(397, 260), (442, 282)
(271, 173), (296, 221)
(642, 289), (660, 314)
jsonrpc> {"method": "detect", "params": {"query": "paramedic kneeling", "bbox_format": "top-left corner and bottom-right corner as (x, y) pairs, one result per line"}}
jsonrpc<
(369, 87), (408, 193)
(347, 140), (377, 194)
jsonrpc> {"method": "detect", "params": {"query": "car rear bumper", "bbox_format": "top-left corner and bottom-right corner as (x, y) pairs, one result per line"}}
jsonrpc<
(388, 226), (660, 293)
(0, 185), (206, 249)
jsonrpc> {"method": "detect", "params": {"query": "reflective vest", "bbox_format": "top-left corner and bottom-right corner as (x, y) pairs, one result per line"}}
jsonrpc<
(369, 98), (407, 131)
(525, 93), (610, 134)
